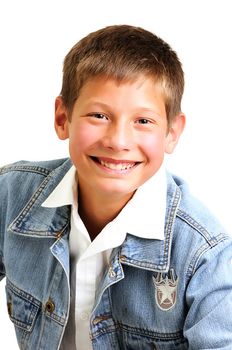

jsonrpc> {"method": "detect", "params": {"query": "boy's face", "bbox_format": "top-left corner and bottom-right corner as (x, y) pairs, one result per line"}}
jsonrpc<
(55, 76), (185, 202)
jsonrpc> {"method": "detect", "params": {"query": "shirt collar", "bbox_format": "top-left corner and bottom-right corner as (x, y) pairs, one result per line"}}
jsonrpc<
(115, 165), (166, 240)
(42, 164), (167, 241)
(41, 165), (76, 207)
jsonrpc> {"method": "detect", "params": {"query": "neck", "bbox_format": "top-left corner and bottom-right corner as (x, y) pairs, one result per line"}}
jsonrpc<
(78, 187), (133, 241)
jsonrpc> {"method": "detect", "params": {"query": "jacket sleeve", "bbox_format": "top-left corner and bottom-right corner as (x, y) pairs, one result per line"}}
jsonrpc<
(184, 237), (232, 349)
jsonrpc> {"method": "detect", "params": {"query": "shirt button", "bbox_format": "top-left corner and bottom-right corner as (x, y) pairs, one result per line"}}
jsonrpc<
(80, 312), (89, 321)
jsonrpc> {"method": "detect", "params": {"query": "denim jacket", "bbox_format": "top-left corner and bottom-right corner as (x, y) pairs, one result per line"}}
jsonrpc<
(0, 158), (232, 350)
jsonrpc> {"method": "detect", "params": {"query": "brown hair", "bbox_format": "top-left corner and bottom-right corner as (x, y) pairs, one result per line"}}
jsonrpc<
(60, 25), (184, 123)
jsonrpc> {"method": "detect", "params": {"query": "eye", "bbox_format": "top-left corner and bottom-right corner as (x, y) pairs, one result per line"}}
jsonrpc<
(136, 118), (152, 124)
(87, 113), (108, 120)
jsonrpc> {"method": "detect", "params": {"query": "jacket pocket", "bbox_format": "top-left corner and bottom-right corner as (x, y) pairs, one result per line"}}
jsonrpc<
(5, 279), (41, 332)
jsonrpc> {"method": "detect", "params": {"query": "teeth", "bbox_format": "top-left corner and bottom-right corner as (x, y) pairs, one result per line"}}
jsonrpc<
(100, 160), (135, 170)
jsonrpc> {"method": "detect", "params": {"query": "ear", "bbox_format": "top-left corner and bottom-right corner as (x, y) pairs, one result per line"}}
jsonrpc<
(54, 96), (69, 140)
(165, 113), (186, 154)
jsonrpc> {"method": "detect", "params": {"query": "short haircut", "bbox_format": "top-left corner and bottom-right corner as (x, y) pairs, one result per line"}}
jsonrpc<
(60, 25), (184, 124)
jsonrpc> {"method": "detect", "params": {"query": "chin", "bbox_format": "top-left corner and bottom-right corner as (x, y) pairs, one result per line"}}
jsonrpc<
(97, 183), (136, 199)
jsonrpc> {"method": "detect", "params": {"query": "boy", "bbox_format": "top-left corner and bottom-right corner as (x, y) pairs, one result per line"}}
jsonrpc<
(0, 25), (232, 350)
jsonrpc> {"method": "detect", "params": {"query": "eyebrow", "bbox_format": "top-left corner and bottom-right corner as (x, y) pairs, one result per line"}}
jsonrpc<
(84, 101), (163, 118)
(85, 101), (111, 109)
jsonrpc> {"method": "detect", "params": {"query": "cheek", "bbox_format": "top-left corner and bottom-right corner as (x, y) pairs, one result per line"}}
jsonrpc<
(71, 122), (89, 140)
(69, 124), (100, 156)
(140, 134), (166, 159)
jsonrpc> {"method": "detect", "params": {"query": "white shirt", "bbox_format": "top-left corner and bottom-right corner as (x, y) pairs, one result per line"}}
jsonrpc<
(42, 165), (167, 350)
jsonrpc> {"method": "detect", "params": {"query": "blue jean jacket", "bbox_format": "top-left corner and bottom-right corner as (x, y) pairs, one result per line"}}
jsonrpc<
(0, 158), (232, 349)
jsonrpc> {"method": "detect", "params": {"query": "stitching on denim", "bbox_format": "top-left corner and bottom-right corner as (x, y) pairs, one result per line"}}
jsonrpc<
(163, 186), (181, 269)
(6, 278), (66, 328)
(2, 165), (54, 235)
(115, 322), (184, 340)
(0, 165), (51, 176)
(176, 209), (217, 245)
(119, 186), (181, 272)
(91, 321), (184, 341)
(119, 257), (167, 271)
(7, 279), (41, 307)
(186, 234), (228, 279)
(119, 187), (181, 272)
(8, 311), (38, 331)
(186, 242), (211, 279)
(44, 309), (66, 326)
(6, 279), (41, 331)
(92, 252), (124, 317)
(43, 259), (67, 326)
(8, 173), (56, 235)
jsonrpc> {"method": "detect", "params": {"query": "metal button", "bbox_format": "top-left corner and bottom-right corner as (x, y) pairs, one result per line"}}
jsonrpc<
(45, 299), (55, 313)
(120, 255), (127, 262)
(7, 302), (12, 317)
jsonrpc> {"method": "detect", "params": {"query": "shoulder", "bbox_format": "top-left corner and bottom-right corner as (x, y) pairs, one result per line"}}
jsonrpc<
(167, 172), (229, 244)
(167, 172), (232, 282)
(0, 157), (72, 206)
(0, 158), (72, 233)
(0, 158), (72, 186)
(0, 158), (70, 176)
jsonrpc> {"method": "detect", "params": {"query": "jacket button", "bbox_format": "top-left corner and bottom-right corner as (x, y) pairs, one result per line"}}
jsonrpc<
(120, 255), (127, 262)
(7, 302), (12, 317)
(45, 299), (55, 313)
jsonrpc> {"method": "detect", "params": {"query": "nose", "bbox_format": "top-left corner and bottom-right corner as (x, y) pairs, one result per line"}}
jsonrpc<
(102, 120), (133, 151)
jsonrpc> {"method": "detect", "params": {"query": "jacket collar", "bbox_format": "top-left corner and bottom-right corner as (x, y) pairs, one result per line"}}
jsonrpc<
(9, 158), (73, 238)
(9, 160), (181, 271)
(112, 174), (181, 272)
(42, 163), (167, 243)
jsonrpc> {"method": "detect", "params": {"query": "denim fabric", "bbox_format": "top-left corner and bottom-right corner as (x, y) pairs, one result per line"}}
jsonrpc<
(0, 158), (232, 349)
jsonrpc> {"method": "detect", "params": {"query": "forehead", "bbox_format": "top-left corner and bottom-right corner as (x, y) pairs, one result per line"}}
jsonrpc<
(78, 74), (166, 100)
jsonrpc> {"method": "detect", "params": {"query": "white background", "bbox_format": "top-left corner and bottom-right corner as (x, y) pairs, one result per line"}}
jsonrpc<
(0, 0), (232, 347)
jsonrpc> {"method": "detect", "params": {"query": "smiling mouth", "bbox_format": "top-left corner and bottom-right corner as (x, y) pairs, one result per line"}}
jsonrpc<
(91, 157), (140, 171)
